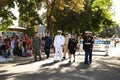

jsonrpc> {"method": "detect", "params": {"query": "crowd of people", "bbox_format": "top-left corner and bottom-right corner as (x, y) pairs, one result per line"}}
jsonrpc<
(26, 30), (94, 64)
(1, 30), (118, 64)
(0, 34), (32, 58)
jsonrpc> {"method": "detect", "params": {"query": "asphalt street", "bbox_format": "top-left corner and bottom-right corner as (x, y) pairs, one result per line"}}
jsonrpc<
(0, 45), (120, 80)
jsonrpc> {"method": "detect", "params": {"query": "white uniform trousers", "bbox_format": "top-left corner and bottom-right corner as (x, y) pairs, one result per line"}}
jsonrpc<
(54, 46), (63, 61)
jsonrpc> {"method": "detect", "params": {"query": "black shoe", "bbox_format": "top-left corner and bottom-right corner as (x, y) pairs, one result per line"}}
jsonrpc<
(39, 57), (41, 60)
(54, 60), (57, 62)
(47, 55), (49, 58)
(73, 60), (75, 62)
(63, 57), (66, 59)
(84, 62), (89, 64)
(68, 60), (71, 63)
(34, 60), (37, 62)
(89, 61), (92, 64)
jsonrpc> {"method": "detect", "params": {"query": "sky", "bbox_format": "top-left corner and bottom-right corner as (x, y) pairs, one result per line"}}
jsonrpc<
(11, 0), (120, 26)
(112, 0), (120, 24)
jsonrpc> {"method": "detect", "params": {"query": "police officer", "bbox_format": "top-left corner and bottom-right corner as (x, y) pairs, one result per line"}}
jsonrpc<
(44, 32), (53, 58)
(54, 30), (65, 61)
(83, 31), (94, 64)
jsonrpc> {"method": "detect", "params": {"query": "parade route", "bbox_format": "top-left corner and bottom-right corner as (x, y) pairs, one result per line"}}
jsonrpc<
(0, 46), (120, 80)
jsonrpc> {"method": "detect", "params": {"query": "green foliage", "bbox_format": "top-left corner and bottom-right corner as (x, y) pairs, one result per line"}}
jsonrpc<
(41, 0), (85, 34)
(16, 0), (43, 37)
(0, 0), (117, 37)
(0, 0), (16, 31)
(52, 0), (116, 36)
(25, 27), (35, 37)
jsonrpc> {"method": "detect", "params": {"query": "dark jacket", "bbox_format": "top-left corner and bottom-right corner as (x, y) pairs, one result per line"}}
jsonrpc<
(44, 36), (52, 47)
(83, 36), (94, 50)
(68, 38), (78, 50)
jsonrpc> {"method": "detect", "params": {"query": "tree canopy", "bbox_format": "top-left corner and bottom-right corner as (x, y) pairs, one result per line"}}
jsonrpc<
(0, 0), (16, 31)
(0, 0), (118, 37)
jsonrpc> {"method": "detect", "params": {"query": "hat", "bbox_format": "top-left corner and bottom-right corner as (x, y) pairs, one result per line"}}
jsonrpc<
(57, 30), (62, 33)
(85, 31), (92, 34)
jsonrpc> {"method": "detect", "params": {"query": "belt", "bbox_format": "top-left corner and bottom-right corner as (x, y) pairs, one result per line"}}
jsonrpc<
(85, 43), (91, 45)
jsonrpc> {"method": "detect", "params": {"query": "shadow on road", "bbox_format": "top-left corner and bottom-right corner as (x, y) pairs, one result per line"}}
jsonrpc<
(0, 56), (120, 80)
(59, 62), (72, 68)
(41, 61), (59, 67)
(0, 70), (8, 74)
(13, 58), (47, 66)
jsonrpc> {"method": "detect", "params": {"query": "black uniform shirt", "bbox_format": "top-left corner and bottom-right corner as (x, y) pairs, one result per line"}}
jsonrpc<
(83, 36), (94, 50)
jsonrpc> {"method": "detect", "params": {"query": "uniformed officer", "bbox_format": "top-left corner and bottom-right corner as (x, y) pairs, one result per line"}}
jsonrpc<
(83, 31), (94, 64)
(32, 32), (41, 61)
(54, 30), (65, 61)
(44, 32), (53, 58)
(63, 33), (69, 59)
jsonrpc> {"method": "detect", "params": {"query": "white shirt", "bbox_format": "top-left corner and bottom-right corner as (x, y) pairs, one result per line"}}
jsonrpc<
(11, 40), (15, 49)
(54, 35), (65, 47)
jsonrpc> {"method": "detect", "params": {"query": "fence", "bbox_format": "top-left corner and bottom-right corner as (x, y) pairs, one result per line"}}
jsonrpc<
(80, 40), (110, 51)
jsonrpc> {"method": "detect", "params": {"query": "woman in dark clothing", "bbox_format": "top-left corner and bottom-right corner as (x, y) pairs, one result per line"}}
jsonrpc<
(68, 34), (78, 63)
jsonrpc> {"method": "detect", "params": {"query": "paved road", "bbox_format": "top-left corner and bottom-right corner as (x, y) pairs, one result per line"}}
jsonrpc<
(0, 46), (120, 80)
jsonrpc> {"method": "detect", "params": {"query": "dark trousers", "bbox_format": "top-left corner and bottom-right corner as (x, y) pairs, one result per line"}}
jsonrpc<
(44, 46), (50, 58)
(84, 49), (92, 64)
(34, 48), (41, 61)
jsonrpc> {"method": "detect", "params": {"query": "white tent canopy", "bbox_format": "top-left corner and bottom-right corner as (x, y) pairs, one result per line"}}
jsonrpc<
(8, 26), (26, 30)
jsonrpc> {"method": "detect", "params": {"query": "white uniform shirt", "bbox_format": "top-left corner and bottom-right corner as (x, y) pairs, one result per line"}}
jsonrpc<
(54, 35), (65, 47)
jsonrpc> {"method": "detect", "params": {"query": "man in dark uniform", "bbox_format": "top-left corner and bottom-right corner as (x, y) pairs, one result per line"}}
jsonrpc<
(83, 31), (94, 64)
(44, 32), (53, 58)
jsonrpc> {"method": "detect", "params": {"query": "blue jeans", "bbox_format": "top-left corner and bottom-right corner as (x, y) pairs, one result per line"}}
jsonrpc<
(84, 49), (92, 64)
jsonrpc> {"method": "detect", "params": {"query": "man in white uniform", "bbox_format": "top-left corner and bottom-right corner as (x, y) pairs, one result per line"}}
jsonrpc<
(54, 30), (65, 61)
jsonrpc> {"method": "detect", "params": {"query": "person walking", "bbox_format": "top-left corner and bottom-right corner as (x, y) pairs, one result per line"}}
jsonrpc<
(44, 32), (53, 58)
(63, 33), (69, 59)
(77, 35), (84, 55)
(54, 30), (65, 62)
(68, 34), (78, 63)
(83, 31), (94, 64)
(32, 32), (41, 61)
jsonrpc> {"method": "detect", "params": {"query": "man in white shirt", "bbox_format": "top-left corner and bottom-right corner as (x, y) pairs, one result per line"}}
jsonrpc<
(54, 30), (65, 61)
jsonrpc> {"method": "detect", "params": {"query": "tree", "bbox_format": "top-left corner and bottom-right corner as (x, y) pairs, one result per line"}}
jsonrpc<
(52, 0), (116, 36)
(0, 0), (16, 31)
(77, 0), (114, 33)
(16, 0), (43, 37)
(41, 0), (85, 34)
(91, 0), (117, 37)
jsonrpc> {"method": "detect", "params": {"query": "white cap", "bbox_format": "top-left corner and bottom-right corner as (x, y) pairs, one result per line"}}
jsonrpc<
(57, 30), (62, 33)
(85, 31), (92, 34)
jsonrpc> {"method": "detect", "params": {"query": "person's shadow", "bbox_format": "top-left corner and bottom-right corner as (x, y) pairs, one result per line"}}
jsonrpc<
(59, 62), (73, 68)
(41, 61), (59, 67)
